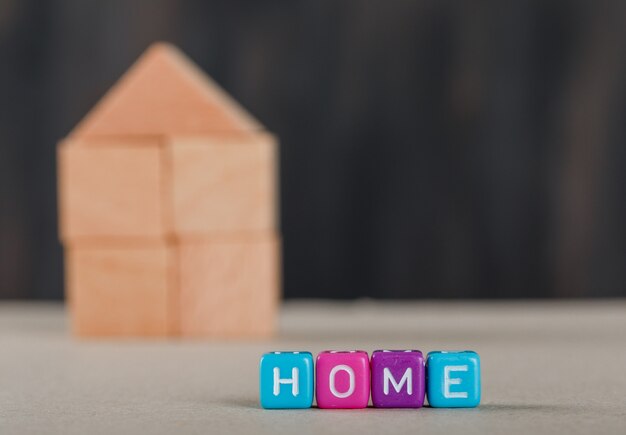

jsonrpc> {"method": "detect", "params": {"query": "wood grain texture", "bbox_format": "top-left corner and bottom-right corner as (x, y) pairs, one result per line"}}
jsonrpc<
(170, 133), (277, 235)
(66, 243), (174, 337)
(178, 234), (280, 338)
(70, 42), (262, 138)
(58, 138), (166, 241)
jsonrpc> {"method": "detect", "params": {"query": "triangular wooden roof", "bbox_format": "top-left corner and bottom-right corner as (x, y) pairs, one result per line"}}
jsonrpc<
(70, 42), (263, 138)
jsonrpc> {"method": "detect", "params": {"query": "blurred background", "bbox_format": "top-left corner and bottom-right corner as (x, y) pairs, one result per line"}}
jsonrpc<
(0, 0), (625, 300)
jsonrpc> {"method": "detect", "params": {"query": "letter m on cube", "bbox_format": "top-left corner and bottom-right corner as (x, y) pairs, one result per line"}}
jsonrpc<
(260, 352), (314, 409)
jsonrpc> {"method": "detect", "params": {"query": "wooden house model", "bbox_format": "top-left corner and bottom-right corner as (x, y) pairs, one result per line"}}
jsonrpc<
(58, 42), (279, 337)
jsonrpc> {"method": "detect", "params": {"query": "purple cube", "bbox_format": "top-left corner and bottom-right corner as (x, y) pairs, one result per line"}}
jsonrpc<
(371, 350), (425, 408)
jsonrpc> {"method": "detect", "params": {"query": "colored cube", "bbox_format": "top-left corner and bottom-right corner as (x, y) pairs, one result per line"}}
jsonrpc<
(316, 351), (370, 409)
(371, 350), (425, 408)
(259, 352), (314, 409)
(426, 351), (481, 408)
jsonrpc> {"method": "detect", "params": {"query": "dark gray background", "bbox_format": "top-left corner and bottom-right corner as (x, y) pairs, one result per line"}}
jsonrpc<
(1, 0), (625, 299)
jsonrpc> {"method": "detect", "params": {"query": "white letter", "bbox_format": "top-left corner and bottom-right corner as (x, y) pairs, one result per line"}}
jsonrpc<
(273, 367), (299, 396)
(329, 365), (355, 398)
(383, 367), (412, 395)
(444, 365), (468, 399)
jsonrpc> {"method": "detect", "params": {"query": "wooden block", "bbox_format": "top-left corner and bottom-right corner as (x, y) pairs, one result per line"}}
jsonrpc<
(70, 42), (262, 138)
(58, 43), (280, 339)
(58, 138), (167, 241)
(66, 243), (175, 337)
(169, 133), (277, 235)
(177, 234), (280, 337)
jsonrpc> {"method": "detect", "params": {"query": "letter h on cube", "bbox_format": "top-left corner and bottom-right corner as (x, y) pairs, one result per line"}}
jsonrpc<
(259, 352), (314, 409)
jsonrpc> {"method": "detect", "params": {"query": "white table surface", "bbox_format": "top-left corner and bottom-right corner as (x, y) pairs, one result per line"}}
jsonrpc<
(1, 300), (625, 434)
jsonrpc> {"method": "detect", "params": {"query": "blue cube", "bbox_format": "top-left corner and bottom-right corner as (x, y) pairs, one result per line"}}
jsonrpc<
(259, 351), (314, 409)
(426, 351), (481, 408)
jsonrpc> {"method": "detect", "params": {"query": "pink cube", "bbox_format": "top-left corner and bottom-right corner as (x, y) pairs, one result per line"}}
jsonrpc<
(316, 351), (370, 409)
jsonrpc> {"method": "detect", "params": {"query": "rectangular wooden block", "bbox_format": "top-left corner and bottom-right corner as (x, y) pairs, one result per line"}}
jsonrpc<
(177, 234), (280, 337)
(58, 138), (167, 241)
(169, 133), (277, 235)
(66, 243), (175, 337)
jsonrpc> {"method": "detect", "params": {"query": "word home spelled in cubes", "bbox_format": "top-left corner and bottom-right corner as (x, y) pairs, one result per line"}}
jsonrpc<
(259, 350), (480, 409)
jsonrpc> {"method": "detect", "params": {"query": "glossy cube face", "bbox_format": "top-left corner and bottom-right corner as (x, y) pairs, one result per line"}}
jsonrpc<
(426, 351), (481, 408)
(316, 351), (370, 409)
(371, 350), (425, 408)
(259, 352), (314, 409)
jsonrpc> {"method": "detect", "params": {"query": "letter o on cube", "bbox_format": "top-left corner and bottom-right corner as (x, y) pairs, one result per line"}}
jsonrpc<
(426, 351), (481, 408)
(259, 351), (314, 409)
(316, 351), (370, 409)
